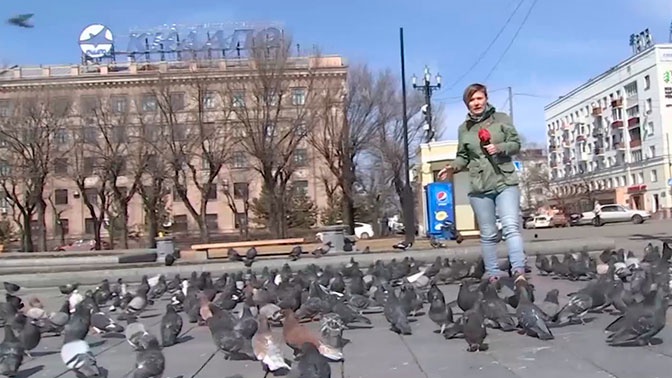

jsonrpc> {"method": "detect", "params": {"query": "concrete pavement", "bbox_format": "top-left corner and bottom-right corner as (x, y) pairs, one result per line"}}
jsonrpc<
(5, 265), (672, 378)
(0, 237), (616, 288)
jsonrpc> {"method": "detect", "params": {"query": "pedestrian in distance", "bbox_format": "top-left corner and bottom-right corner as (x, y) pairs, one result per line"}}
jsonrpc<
(438, 83), (526, 283)
(593, 200), (602, 227)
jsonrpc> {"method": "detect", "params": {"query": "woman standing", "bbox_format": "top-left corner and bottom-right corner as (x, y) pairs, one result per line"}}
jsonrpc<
(438, 83), (526, 282)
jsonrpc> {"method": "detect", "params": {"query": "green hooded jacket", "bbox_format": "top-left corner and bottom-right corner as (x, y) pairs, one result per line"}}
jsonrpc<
(450, 105), (521, 195)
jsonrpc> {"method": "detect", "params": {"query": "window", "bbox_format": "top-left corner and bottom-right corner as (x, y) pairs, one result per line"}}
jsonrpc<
(235, 213), (248, 229)
(649, 145), (656, 158)
(624, 82), (638, 98)
(54, 158), (68, 175)
(206, 184), (218, 200)
(203, 92), (216, 109)
(0, 161), (10, 176)
(631, 150), (643, 162)
(293, 148), (308, 167)
(291, 88), (306, 106)
(84, 188), (98, 205)
(295, 123), (307, 137)
(80, 96), (98, 115)
(113, 125), (127, 143)
(645, 121), (654, 138)
(173, 214), (188, 233)
(650, 169), (658, 182)
(630, 174), (636, 185)
(626, 105), (639, 118)
(141, 95), (157, 112)
(82, 127), (98, 144)
(83, 157), (96, 176)
(233, 182), (249, 199)
(172, 124), (187, 141)
(55, 128), (68, 144)
(231, 151), (247, 169)
(173, 185), (185, 202)
(54, 189), (68, 205)
(170, 93), (185, 110)
(110, 96), (127, 114)
(232, 91), (245, 107)
(85, 218), (95, 234)
(205, 214), (218, 232)
(292, 180), (309, 195)
(637, 172), (644, 184)
(644, 75), (650, 90)
(645, 98), (652, 113)
(0, 100), (11, 117)
(57, 219), (69, 235)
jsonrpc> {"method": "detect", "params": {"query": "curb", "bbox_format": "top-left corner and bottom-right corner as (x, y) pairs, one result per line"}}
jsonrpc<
(1, 237), (614, 288)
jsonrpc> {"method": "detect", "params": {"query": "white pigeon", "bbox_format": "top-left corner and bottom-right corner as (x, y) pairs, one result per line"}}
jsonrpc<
(68, 291), (84, 314)
(61, 340), (101, 377)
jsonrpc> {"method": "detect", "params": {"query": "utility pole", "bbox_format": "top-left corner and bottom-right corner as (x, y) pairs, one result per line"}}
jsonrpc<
(412, 67), (442, 143)
(508, 86), (514, 124)
(399, 27), (415, 247)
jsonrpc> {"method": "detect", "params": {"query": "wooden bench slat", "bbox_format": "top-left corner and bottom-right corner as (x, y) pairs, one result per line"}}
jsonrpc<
(191, 237), (305, 251)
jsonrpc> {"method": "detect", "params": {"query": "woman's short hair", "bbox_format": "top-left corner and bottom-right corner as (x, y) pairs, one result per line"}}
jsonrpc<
(463, 83), (488, 105)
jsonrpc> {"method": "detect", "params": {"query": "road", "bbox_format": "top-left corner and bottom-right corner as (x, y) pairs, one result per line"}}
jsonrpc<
(5, 262), (672, 378)
(521, 219), (672, 252)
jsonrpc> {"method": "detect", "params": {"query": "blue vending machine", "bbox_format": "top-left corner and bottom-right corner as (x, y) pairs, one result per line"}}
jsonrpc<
(425, 182), (457, 239)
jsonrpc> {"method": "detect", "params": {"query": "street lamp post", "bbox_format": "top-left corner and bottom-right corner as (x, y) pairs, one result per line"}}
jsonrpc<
(412, 66), (441, 143)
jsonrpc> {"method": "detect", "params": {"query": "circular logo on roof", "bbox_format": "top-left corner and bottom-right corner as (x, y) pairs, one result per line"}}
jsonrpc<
(79, 24), (114, 58)
(436, 191), (449, 205)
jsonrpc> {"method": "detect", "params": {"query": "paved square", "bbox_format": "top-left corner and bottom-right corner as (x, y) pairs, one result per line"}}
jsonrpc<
(5, 260), (672, 378)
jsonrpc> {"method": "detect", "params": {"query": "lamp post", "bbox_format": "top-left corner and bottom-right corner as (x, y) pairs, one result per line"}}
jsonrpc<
(412, 66), (441, 143)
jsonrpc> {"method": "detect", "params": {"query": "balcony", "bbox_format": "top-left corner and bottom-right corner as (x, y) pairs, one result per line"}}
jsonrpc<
(613, 142), (626, 150)
(611, 119), (624, 129)
(611, 97), (623, 108)
(576, 135), (586, 142)
(592, 127), (604, 137)
(591, 107), (602, 116)
(549, 144), (560, 151)
(627, 117), (640, 128)
(550, 161), (558, 168)
(594, 147), (605, 155)
(630, 139), (642, 149)
(563, 159), (572, 166)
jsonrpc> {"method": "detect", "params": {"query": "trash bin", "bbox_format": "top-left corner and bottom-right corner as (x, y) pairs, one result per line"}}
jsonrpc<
(155, 236), (174, 263)
(319, 225), (346, 252)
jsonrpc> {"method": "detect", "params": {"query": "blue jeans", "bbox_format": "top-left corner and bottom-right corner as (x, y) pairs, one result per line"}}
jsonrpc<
(469, 185), (525, 277)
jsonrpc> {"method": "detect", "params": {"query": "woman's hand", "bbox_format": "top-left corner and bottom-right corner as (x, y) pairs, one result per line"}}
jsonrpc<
(438, 166), (454, 180)
(484, 144), (498, 155)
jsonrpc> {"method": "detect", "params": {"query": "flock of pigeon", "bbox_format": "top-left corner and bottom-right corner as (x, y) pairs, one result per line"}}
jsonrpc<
(0, 241), (670, 377)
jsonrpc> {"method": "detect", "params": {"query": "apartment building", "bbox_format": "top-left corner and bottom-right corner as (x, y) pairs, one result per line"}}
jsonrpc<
(517, 148), (549, 209)
(0, 54), (347, 240)
(544, 44), (672, 213)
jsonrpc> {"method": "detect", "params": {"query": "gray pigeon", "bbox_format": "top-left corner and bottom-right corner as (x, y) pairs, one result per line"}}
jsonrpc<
(383, 288), (411, 335)
(14, 314), (41, 358)
(133, 335), (165, 378)
(539, 289), (560, 319)
(515, 280), (553, 340)
(289, 342), (331, 378)
(427, 284), (453, 334)
(61, 340), (102, 377)
(606, 288), (668, 346)
(480, 283), (517, 331)
(0, 324), (23, 376)
(463, 299), (488, 352)
(160, 304), (183, 347)
(64, 304), (91, 343)
(552, 291), (593, 326)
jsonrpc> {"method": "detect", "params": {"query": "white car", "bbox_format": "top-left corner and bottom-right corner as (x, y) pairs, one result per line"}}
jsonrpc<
(580, 204), (651, 226)
(524, 215), (553, 229)
(315, 222), (375, 241)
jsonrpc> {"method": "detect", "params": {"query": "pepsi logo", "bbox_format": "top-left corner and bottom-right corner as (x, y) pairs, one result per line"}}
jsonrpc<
(436, 191), (449, 204)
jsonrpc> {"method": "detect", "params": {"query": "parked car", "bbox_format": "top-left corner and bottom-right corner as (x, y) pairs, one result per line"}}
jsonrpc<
(56, 239), (111, 251)
(551, 213), (570, 227)
(524, 215), (553, 229)
(315, 222), (375, 241)
(580, 204), (651, 226)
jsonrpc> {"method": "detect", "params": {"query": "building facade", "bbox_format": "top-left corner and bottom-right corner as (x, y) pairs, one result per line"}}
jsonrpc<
(0, 54), (347, 243)
(545, 44), (672, 213)
(517, 148), (549, 210)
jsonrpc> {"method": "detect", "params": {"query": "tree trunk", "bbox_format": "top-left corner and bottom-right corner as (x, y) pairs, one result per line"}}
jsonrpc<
(118, 202), (129, 249)
(93, 219), (103, 250)
(36, 199), (47, 251)
(147, 211), (158, 248)
(197, 218), (209, 243)
(21, 213), (34, 252)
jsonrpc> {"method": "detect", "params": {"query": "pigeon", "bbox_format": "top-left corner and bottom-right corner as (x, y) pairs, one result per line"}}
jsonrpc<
(252, 315), (290, 376)
(480, 283), (517, 331)
(552, 291), (593, 326)
(14, 314), (41, 358)
(245, 247), (258, 267)
(0, 324), (23, 376)
(383, 287), (411, 335)
(61, 340), (102, 378)
(290, 342), (331, 378)
(64, 303), (91, 343)
(463, 300), (488, 352)
(133, 335), (165, 378)
(427, 284), (453, 334)
(228, 248), (243, 262)
(288, 246), (302, 261)
(606, 288), (668, 346)
(91, 311), (124, 335)
(515, 280), (554, 340)
(2, 282), (19, 294)
(160, 304), (183, 347)
(281, 309), (342, 361)
(539, 289), (560, 319)
(60, 283), (80, 296)
(7, 14), (34, 28)
(125, 322), (150, 351)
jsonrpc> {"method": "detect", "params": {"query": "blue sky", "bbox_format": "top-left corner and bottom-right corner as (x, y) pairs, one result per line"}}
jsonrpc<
(1, 0), (671, 144)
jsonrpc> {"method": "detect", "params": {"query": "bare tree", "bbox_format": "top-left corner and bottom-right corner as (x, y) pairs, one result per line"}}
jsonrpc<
(137, 145), (170, 248)
(83, 96), (147, 248)
(220, 172), (252, 240)
(0, 95), (71, 251)
(309, 64), (378, 234)
(152, 78), (236, 242)
(229, 39), (327, 238)
(47, 195), (67, 246)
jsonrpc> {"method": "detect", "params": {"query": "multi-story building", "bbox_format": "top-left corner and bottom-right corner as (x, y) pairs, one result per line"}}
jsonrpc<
(517, 148), (549, 210)
(0, 53), (347, 242)
(544, 43), (672, 213)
